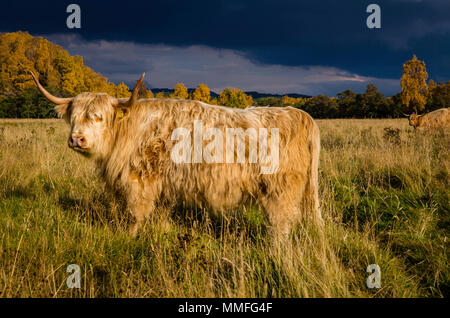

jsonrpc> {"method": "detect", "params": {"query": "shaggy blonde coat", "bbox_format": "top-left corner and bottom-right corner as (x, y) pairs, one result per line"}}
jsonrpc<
(61, 95), (321, 237)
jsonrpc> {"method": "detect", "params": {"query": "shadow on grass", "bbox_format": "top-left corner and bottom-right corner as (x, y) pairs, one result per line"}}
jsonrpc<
(56, 188), (130, 229)
(3, 172), (270, 243)
(170, 201), (268, 243)
(2, 185), (37, 200)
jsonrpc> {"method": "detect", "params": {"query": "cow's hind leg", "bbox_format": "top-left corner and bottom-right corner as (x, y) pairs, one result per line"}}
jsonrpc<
(260, 172), (306, 240)
(261, 196), (300, 241)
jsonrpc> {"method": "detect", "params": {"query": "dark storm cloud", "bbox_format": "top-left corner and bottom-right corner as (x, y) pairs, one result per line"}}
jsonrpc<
(45, 34), (399, 96)
(1, 0), (449, 95)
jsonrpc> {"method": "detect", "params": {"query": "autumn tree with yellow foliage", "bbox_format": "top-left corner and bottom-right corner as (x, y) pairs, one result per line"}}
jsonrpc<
(282, 95), (304, 107)
(3, 33), (449, 119)
(171, 83), (189, 99)
(218, 88), (253, 108)
(0, 32), (135, 117)
(155, 92), (165, 99)
(191, 83), (211, 103)
(400, 55), (429, 113)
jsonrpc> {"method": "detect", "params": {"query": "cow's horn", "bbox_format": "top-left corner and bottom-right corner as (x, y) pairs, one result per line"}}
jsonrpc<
(403, 113), (410, 117)
(29, 71), (73, 104)
(112, 73), (145, 107)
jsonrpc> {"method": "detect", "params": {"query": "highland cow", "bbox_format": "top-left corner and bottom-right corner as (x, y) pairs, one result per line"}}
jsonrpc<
(30, 72), (321, 238)
(405, 108), (450, 131)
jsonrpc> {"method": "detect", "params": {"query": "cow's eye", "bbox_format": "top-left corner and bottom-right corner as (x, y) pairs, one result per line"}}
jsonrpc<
(93, 114), (103, 122)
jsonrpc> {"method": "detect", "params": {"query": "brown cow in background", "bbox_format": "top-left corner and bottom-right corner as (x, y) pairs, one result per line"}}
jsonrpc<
(405, 108), (450, 131)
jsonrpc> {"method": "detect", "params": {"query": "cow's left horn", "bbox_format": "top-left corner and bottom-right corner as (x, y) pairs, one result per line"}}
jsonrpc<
(112, 73), (145, 107)
(29, 71), (73, 104)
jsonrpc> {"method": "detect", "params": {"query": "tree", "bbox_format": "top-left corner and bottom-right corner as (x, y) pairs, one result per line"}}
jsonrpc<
(171, 83), (188, 99)
(303, 95), (338, 118)
(336, 89), (356, 117)
(218, 88), (253, 108)
(255, 97), (283, 107)
(0, 31), (133, 118)
(115, 82), (131, 98)
(138, 81), (153, 99)
(427, 80), (450, 112)
(388, 93), (407, 118)
(191, 83), (211, 103)
(155, 92), (165, 99)
(400, 55), (429, 113)
(360, 84), (388, 118)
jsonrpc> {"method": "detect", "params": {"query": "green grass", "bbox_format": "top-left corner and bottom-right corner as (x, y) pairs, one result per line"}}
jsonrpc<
(0, 118), (448, 297)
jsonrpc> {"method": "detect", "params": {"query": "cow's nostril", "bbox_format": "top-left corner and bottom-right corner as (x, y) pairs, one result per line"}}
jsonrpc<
(69, 135), (86, 148)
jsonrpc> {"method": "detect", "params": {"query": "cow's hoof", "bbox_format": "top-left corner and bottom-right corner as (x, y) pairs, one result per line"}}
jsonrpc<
(129, 223), (140, 238)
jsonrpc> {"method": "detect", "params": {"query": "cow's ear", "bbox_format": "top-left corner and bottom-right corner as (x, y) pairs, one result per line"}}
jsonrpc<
(115, 107), (129, 120)
(54, 103), (70, 119)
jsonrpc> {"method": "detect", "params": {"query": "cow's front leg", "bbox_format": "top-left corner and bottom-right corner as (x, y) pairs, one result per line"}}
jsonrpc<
(127, 172), (159, 237)
(129, 200), (155, 237)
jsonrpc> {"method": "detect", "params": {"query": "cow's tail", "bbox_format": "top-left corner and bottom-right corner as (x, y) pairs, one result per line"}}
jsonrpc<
(306, 119), (322, 224)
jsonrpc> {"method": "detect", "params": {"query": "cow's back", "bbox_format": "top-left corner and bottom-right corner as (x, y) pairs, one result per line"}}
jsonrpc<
(420, 108), (450, 129)
(135, 100), (318, 214)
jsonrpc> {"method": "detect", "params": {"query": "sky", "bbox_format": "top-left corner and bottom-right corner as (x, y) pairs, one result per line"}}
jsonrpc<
(1, 0), (449, 96)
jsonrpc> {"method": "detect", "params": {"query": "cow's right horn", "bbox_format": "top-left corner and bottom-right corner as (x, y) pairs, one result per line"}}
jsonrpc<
(29, 71), (73, 104)
(403, 113), (410, 117)
(112, 73), (145, 108)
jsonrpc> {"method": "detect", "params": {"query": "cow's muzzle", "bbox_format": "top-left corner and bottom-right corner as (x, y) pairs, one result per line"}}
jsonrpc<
(68, 134), (89, 152)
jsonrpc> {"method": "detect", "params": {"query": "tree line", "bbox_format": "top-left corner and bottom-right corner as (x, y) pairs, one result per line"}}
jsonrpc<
(257, 81), (449, 119)
(0, 32), (448, 119)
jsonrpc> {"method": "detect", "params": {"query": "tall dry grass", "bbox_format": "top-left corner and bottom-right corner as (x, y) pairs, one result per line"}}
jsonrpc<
(0, 118), (448, 297)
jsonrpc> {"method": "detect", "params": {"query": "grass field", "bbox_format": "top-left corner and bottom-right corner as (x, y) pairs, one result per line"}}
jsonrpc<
(0, 118), (448, 297)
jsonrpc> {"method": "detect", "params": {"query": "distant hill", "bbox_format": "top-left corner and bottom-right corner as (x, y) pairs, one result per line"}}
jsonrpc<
(149, 88), (310, 99)
(150, 88), (219, 98)
(244, 91), (311, 99)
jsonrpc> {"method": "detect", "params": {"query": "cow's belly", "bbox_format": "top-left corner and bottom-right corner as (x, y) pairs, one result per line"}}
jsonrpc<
(164, 163), (257, 213)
